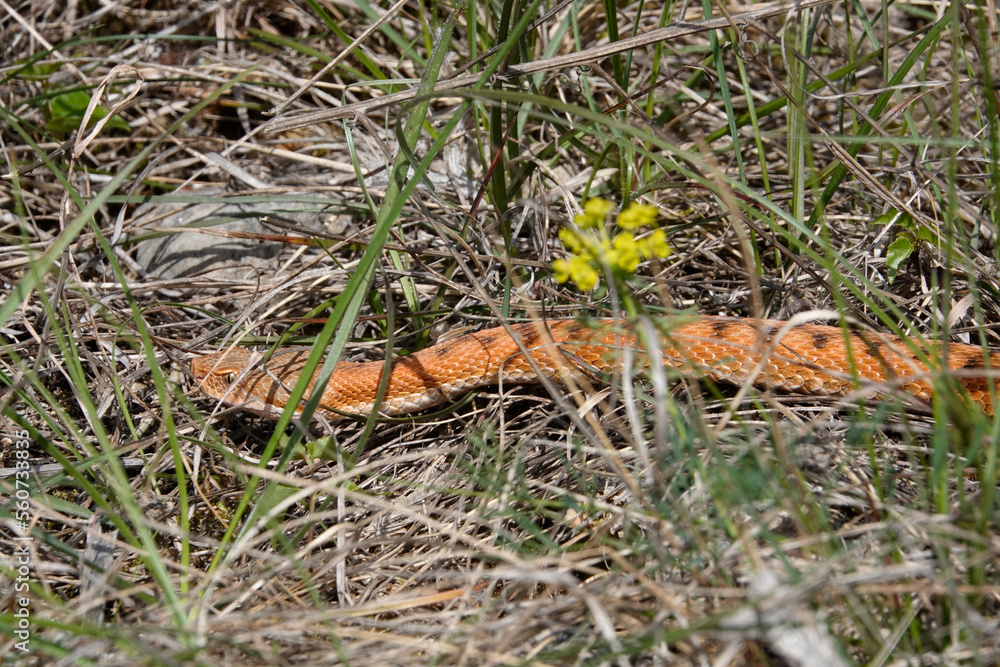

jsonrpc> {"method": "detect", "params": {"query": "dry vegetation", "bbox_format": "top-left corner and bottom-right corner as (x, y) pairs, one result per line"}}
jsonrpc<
(2, 0), (1000, 664)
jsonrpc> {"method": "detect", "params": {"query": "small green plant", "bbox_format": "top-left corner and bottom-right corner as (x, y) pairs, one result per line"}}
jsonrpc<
(877, 209), (934, 283)
(46, 88), (130, 135)
(552, 198), (670, 296)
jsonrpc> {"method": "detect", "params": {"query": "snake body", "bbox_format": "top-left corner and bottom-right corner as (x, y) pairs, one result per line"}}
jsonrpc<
(191, 317), (1000, 420)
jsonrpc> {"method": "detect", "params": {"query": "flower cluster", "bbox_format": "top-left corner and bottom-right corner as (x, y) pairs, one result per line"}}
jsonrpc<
(552, 198), (670, 291)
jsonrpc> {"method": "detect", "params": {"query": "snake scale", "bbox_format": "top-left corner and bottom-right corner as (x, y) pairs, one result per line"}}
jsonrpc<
(191, 317), (1000, 421)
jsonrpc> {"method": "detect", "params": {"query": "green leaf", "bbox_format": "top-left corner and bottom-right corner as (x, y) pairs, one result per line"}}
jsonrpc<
(885, 235), (914, 282)
(48, 89), (92, 117)
(873, 211), (898, 226)
(875, 209), (916, 233)
(301, 435), (342, 460)
(896, 211), (915, 232)
(46, 89), (130, 134)
(915, 224), (935, 244)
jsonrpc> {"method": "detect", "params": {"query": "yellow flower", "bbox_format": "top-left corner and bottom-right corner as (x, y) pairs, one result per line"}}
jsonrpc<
(569, 255), (599, 291)
(553, 256), (599, 291)
(552, 258), (572, 284)
(636, 228), (671, 259)
(558, 227), (586, 255)
(617, 202), (659, 230)
(553, 198), (668, 292)
(613, 232), (637, 251)
(574, 198), (613, 228)
(612, 233), (641, 272)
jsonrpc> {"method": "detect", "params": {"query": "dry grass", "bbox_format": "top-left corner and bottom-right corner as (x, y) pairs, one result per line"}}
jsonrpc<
(2, 0), (1000, 664)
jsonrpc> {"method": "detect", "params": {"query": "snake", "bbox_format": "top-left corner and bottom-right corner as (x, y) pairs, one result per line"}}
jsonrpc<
(191, 317), (1000, 421)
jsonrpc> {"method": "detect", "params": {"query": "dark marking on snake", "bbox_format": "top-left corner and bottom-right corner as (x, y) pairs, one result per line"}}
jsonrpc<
(811, 330), (830, 350)
(711, 319), (732, 338)
(476, 332), (498, 347)
(962, 356), (985, 370)
(519, 327), (540, 349)
(758, 323), (778, 341)
(566, 322), (588, 341)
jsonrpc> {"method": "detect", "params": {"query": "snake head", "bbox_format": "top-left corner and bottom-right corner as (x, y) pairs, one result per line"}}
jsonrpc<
(190, 348), (286, 417)
(191, 349), (254, 392)
(191, 347), (330, 421)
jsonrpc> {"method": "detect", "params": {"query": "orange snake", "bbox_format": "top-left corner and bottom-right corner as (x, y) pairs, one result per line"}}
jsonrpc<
(191, 317), (1000, 421)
